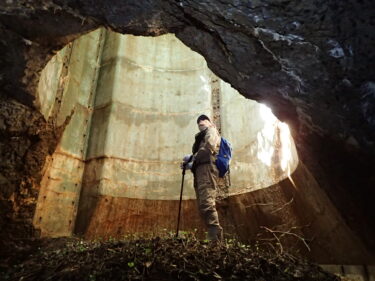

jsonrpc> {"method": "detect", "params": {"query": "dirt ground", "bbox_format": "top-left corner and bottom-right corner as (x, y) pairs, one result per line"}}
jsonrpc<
(0, 233), (340, 281)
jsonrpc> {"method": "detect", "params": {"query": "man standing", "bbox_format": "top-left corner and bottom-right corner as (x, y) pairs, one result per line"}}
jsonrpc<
(182, 114), (223, 241)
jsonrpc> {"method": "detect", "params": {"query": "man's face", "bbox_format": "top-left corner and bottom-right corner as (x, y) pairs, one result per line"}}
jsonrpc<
(198, 119), (211, 132)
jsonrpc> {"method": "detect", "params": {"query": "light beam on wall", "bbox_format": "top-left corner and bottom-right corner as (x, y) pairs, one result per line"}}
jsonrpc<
(256, 104), (277, 167)
(256, 103), (293, 175)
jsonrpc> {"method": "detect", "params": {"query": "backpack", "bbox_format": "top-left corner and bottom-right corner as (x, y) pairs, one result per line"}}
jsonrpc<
(215, 137), (232, 178)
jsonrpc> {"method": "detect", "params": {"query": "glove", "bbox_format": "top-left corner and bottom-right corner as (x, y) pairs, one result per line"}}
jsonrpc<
(182, 154), (193, 163)
(185, 161), (193, 170)
(180, 154), (194, 170)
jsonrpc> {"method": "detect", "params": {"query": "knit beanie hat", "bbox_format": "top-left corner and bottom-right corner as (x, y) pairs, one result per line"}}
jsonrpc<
(196, 114), (210, 124)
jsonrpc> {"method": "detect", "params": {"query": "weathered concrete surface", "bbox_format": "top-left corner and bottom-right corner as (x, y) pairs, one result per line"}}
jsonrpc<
(82, 32), (214, 201)
(0, 0), (374, 264)
(33, 29), (105, 237)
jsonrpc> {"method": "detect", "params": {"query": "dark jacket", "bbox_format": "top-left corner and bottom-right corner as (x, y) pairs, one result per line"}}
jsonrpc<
(192, 127), (220, 170)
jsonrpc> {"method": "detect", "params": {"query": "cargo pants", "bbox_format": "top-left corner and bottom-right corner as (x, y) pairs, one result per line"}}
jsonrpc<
(193, 163), (223, 241)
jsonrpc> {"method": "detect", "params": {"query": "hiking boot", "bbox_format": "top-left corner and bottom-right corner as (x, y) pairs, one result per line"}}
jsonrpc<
(207, 226), (223, 241)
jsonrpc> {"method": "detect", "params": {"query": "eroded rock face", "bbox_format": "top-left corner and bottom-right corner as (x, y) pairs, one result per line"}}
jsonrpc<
(0, 97), (65, 245)
(0, 0), (374, 258)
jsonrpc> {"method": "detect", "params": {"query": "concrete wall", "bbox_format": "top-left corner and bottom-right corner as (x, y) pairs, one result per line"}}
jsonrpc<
(34, 29), (105, 237)
(35, 29), (297, 238)
(82, 32), (214, 202)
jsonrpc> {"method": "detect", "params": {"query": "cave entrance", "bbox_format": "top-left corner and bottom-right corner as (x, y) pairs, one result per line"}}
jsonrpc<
(34, 28), (298, 239)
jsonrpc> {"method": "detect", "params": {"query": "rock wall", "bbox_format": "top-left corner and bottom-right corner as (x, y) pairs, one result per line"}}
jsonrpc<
(0, 97), (57, 242)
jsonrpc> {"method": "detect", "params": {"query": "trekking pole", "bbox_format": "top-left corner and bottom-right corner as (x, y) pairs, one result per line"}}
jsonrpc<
(175, 165), (186, 238)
